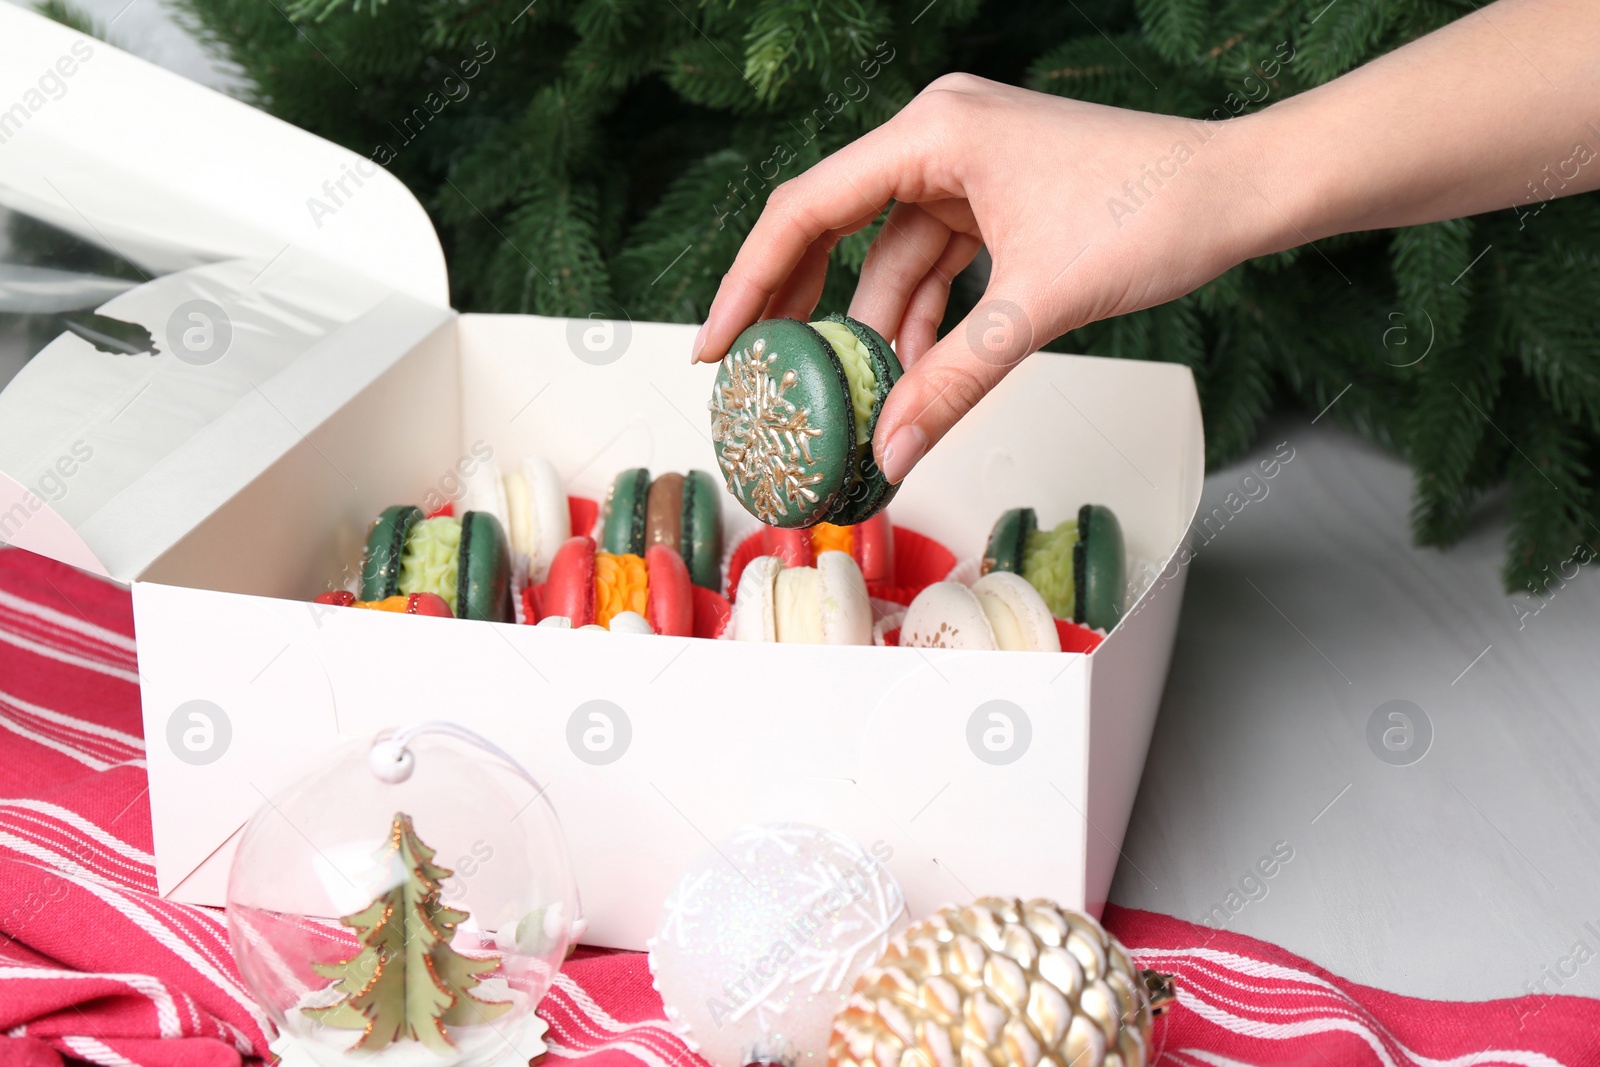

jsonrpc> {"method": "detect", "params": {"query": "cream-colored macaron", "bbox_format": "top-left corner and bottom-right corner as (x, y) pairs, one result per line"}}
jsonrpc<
(730, 551), (871, 644)
(461, 454), (571, 581)
(899, 574), (1060, 652)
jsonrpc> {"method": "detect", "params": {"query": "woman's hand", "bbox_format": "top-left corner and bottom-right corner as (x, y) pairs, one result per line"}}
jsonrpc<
(690, 75), (1280, 482)
(690, 0), (1600, 485)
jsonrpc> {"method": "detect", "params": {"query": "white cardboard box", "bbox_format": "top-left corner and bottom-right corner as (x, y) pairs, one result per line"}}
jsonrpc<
(0, 7), (1202, 949)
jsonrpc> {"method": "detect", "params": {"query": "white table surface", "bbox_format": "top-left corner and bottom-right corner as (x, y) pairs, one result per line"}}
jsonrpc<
(1110, 415), (1600, 1001)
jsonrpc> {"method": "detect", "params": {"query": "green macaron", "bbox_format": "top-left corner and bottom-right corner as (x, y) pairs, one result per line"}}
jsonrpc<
(708, 314), (902, 529)
(601, 467), (725, 592)
(601, 468), (651, 557)
(983, 503), (1126, 631)
(359, 506), (511, 622)
(681, 469), (723, 592)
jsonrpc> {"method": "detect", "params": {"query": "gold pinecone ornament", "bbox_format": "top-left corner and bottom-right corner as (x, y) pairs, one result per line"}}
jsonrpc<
(828, 898), (1175, 1067)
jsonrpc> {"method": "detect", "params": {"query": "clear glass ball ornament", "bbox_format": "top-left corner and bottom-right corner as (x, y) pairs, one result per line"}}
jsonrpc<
(648, 823), (909, 1067)
(227, 729), (579, 1067)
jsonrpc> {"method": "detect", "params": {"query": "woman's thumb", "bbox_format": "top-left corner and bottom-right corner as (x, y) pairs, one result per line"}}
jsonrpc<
(874, 289), (1041, 484)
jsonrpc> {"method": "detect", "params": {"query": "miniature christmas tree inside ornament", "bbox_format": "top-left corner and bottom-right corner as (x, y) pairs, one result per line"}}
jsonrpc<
(227, 725), (582, 1067)
(304, 812), (511, 1052)
(828, 898), (1174, 1067)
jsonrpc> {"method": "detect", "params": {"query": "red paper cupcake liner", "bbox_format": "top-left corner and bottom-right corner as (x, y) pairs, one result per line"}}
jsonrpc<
(880, 617), (1103, 653)
(569, 495), (599, 540)
(889, 525), (956, 590)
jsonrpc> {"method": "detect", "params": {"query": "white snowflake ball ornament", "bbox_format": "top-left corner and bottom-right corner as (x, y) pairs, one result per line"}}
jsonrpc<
(649, 823), (909, 1067)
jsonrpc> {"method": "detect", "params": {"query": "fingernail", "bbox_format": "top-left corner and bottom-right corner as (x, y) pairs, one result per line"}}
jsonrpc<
(879, 424), (929, 485)
(691, 320), (709, 363)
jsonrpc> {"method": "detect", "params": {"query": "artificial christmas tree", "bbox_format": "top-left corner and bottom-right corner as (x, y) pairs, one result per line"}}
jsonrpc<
(306, 812), (510, 1053)
(43, 0), (1594, 591)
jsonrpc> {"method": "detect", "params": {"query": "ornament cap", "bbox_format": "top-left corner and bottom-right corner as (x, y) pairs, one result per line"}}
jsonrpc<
(1141, 968), (1177, 1015)
(368, 738), (415, 782)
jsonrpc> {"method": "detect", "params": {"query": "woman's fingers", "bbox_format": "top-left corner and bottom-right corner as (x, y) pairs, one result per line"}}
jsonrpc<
(761, 235), (837, 323)
(874, 273), (1042, 484)
(892, 232), (984, 368)
(692, 123), (930, 363)
(847, 202), (954, 342)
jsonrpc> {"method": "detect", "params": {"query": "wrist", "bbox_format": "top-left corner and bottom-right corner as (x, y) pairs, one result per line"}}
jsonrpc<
(1204, 108), (1322, 264)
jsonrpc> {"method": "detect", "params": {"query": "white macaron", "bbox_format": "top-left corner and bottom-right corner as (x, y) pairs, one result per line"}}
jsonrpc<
(731, 551), (871, 645)
(899, 573), (1060, 652)
(461, 454), (571, 582)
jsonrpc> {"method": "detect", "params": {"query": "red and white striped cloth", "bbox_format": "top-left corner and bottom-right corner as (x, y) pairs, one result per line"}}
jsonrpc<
(0, 545), (1594, 1066)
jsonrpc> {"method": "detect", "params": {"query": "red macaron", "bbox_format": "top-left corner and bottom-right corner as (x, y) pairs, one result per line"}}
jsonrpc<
(537, 536), (693, 636)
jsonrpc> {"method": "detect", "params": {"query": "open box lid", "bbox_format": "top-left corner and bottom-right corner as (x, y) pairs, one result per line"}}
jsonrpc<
(0, 5), (454, 581)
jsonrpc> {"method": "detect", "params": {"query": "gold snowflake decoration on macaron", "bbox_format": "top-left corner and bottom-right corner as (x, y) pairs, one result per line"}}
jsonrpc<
(709, 338), (824, 525)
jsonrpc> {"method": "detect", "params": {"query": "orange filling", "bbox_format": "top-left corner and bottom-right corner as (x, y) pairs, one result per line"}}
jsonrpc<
(595, 552), (649, 628)
(811, 522), (853, 556)
(353, 595), (411, 613)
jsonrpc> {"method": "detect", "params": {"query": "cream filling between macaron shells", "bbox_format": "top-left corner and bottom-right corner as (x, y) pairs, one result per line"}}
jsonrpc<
(808, 319), (878, 445)
(734, 551), (871, 645)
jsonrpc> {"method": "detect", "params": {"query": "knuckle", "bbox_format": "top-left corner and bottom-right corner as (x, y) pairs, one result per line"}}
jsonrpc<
(920, 361), (991, 422)
(922, 72), (987, 97)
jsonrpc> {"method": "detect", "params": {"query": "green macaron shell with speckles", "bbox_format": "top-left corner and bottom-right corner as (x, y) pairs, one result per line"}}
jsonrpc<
(682, 469), (723, 591)
(455, 510), (512, 622)
(1074, 503), (1125, 632)
(360, 505), (424, 600)
(983, 507), (1037, 576)
(818, 313), (905, 527)
(709, 317), (856, 529)
(601, 468), (651, 556)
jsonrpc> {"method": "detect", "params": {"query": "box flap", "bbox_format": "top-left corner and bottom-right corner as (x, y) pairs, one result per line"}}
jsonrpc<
(0, 6), (464, 582)
(0, 251), (454, 583)
(0, 5), (447, 304)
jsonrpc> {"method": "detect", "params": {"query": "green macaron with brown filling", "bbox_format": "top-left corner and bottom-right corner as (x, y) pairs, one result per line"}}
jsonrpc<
(708, 314), (902, 529)
(983, 504), (1126, 632)
(600, 468), (724, 592)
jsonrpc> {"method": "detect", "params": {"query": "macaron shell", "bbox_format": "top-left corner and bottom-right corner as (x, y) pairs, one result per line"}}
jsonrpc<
(815, 551), (872, 645)
(983, 507), (1036, 576)
(761, 526), (815, 569)
(543, 536), (598, 627)
(710, 318), (854, 529)
(456, 511), (512, 622)
(852, 511), (895, 585)
(731, 554), (782, 641)
(818, 315), (905, 527)
(601, 468), (650, 555)
(644, 542), (694, 637)
(899, 581), (998, 651)
(681, 469), (724, 592)
(522, 455), (571, 581)
(609, 611), (655, 635)
(971, 571), (1060, 652)
(1075, 503), (1126, 631)
(458, 459), (510, 540)
(360, 505), (424, 600)
(646, 472), (685, 554)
